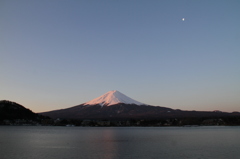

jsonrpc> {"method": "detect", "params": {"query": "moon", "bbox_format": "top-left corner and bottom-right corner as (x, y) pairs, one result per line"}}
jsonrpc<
(182, 18), (185, 21)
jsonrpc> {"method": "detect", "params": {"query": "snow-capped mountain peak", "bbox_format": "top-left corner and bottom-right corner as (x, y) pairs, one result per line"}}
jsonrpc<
(83, 90), (146, 106)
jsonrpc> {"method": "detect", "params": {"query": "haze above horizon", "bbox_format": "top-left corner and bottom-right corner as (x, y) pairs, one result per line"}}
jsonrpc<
(1, 0), (240, 112)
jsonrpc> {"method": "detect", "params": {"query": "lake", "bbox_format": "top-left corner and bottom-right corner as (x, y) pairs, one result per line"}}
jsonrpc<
(0, 126), (239, 159)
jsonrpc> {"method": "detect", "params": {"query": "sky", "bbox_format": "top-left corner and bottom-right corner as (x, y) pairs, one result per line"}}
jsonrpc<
(1, 0), (240, 113)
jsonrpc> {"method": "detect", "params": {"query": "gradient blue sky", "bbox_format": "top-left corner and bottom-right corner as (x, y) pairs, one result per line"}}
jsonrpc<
(1, 0), (240, 112)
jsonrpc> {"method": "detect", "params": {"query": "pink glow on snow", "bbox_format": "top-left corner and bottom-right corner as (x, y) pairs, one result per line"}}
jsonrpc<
(84, 90), (146, 106)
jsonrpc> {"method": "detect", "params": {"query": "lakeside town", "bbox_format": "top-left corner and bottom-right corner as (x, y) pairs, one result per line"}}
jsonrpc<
(2, 117), (240, 127)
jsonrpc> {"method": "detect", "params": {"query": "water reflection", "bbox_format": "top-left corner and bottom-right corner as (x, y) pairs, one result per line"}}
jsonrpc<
(88, 128), (119, 159)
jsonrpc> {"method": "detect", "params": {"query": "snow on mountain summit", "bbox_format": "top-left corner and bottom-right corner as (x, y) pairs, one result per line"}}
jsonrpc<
(84, 90), (146, 106)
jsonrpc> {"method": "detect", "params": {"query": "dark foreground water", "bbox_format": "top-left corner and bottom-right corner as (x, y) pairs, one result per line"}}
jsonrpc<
(0, 126), (239, 159)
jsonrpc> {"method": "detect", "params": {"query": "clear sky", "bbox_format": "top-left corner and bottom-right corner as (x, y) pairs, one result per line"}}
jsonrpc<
(1, 0), (240, 113)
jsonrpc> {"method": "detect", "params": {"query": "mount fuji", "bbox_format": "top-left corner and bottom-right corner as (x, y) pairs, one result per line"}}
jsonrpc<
(84, 90), (146, 106)
(40, 90), (236, 120)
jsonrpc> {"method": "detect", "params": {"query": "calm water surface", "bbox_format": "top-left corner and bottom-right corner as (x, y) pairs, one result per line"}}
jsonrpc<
(0, 126), (239, 159)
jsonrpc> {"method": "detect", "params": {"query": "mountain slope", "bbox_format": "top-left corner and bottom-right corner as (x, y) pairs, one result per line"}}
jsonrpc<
(41, 103), (173, 119)
(40, 103), (238, 120)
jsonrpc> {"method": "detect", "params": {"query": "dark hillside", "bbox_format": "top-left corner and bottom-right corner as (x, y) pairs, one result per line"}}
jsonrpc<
(0, 100), (44, 122)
